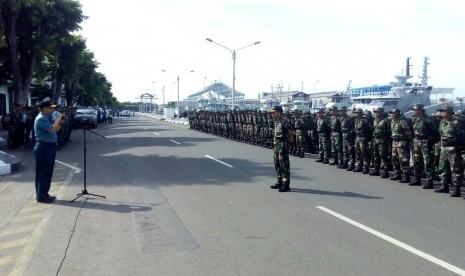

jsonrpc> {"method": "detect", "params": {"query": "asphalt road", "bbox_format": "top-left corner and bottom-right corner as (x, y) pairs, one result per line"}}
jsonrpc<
(1, 114), (464, 276)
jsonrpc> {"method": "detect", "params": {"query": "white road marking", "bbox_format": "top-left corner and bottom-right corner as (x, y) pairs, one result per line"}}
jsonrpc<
(55, 160), (81, 174)
(317, 206), (465, 276)
(153, 132), (160, 136)
(204, 155), (233, 168)
(170, 140), (181, 145)
(143, 127), (148, 130)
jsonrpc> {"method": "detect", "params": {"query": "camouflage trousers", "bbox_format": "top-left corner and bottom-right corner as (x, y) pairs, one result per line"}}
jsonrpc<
(438, 146), (463, 187)
(392, 144), (410, 175)
(274, 142), (290, 185)
(306, 130), (315, 152)
(296, 130), (305, 154)
(355, 138), (370, 167)
(372, 139), (389, 170)
(331, 132), (342, 162)
(412, 139), (434, 180)
(318, 136), (330, 161)
(342, 135), (355, 165)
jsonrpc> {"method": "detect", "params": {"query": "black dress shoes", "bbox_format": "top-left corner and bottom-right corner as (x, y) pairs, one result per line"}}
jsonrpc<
(37, 197), (54, 204)
(47, 194), (57, 200)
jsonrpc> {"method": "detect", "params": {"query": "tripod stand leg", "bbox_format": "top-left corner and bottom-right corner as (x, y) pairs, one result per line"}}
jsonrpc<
(70, 189), (106, 203)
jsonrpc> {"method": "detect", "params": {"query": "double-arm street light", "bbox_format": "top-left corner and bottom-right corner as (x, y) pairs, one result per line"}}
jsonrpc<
(161, 69), (195, 114)
(206, 38), (261, 110)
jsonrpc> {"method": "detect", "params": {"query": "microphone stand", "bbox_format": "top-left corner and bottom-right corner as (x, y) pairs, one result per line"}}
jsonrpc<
(71, 126), (106, 202)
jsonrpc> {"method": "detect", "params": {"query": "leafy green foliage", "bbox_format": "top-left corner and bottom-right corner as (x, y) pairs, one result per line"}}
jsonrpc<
(0, 0), (119, 108)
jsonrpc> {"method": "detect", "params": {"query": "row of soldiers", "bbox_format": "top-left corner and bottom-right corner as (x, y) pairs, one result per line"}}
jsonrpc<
(188, 104), (465, 199)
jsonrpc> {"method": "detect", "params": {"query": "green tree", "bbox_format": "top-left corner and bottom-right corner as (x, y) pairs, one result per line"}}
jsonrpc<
(0, 0), (85, 106)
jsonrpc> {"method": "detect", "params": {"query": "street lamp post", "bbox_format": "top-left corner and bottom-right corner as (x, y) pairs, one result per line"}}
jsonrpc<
(206, 38), (261, 110)
(162, 69), (194, 115)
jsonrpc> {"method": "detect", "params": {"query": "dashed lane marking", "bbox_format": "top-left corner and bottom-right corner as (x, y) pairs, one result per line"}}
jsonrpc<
(153, 132), (160, 136)
(317, 206), (465, 276)
(204, 155), (234, 168)
(170, 140), (181, 145)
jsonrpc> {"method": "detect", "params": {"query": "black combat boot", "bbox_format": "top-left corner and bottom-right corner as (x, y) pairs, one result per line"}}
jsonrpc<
(369, 168), (380, 176)
(390, 173), (401, 181)
(399, 173), (410, 184)
(409, 177), (422, 186)
(450, 186), (461, 197)
(278, 184), (290, 192)
(380, 169), (389, 178)
(422, 179), (434, 189)
(362, 166), (369, 174)
(353, 166), (363, 172)
(270, 183), (283, 189)
(338, 162), (348, 169)
(329, 159), (338, 166)
(434, 182), (449, 193)
(299, 151), (305, 158)
(315, 159), (323, 163)
(323, 159), (329, 164)
(346, 164), (354, 171)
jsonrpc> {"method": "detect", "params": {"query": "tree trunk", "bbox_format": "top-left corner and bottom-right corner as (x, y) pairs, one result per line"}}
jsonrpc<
(2, 5), (38, 107)
(50, 48), (60, 103)
(2, 9), (23, 105)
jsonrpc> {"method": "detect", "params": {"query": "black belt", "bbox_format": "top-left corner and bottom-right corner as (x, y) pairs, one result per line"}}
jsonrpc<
(38, 141), (56, 145)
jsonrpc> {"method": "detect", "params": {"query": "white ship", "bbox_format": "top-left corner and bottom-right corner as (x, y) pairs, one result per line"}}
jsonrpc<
(350, 57), (433, 113)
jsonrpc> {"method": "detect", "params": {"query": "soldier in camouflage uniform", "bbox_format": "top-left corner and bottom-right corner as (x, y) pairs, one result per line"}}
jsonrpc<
(365, 110), (375, 168)
(389, 108), (413, 183)
(411, 104), (437, 188)
(431, 111), (442, 181)
(353, 108), (371, 174)
(339, 106), (355, 170)
(315, 108), (330, 164)
(370, 107), (390, 178)
(285, 111), (296, 156)
(434, 105), (464, 197)
(269, 106), (291, 192)
(329, 106), (342, 166)
(293, 110), (306, 158)
(303, 111), (316, 154)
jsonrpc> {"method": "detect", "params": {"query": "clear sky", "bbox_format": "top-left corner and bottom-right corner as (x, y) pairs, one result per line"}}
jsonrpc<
(78, 0), (465, 103)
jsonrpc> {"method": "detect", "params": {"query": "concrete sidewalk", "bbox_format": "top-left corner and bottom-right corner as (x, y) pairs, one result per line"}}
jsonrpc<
(0, 129), (21, 175)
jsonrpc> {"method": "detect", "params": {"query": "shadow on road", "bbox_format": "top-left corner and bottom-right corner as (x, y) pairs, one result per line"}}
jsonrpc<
(290, 188), (383, 199)
(53, 198), (158, 213)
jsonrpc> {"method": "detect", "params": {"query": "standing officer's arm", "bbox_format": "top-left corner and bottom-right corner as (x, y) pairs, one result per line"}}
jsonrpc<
(48, 112), (63, 134)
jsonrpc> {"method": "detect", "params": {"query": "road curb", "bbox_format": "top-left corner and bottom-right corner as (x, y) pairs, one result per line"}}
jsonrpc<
(0, 150), (21, 175)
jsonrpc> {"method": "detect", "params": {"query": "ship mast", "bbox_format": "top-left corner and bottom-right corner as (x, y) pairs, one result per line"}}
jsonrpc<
(421, 56), (429, 86)
(393, 57), (413, 86)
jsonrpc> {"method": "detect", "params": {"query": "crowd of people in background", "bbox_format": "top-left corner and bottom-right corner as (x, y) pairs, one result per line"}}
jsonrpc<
(1, 104), (119, 150)
(188, 104), (465, 200)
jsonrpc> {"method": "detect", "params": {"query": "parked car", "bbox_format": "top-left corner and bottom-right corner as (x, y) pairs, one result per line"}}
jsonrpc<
(121, 110), (131, 117)
(74, 108), (98, 128)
